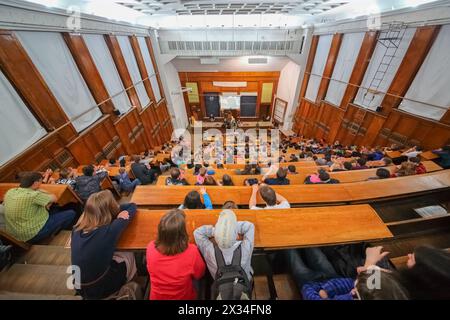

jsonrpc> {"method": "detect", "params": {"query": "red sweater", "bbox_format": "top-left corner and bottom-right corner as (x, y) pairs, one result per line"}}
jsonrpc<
(415, 163), (427, 174)
(146, 241), (205, 300)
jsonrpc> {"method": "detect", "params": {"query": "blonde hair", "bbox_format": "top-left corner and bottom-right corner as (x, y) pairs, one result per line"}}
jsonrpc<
(74, 190), (120, 232)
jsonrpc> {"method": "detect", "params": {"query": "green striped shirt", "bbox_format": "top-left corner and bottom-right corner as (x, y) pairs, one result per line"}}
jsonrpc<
(4, 188), (51, 241)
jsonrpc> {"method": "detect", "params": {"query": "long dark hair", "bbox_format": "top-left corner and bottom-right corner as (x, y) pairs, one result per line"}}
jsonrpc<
(356, 269), (409, 300)
(398, 246), (450, 299)
(183, 190), (204, 209)
(155, 209), (189, 256)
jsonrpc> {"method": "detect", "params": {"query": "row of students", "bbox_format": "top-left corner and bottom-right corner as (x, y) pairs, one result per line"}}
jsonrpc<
(69, 188), (450, 300)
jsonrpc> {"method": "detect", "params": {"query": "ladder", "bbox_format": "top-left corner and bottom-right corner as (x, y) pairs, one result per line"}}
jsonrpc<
(361, 22), (407, 108)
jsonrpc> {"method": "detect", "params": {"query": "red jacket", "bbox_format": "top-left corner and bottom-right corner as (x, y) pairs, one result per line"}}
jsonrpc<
(146, 241), (205, 300)
(415, 163), (427, 174)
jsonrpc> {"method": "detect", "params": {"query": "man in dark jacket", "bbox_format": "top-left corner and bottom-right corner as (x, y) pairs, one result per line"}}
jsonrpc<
(263, 167), (290, 185)
(130, 155), (158, 185)
(74, 165), (108, 202)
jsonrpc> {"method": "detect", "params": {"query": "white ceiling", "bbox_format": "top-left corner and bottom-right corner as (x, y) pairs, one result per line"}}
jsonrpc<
(116, 0), (349, 16)
(171, 56), (292, 72)
(22, 0), (445, 28)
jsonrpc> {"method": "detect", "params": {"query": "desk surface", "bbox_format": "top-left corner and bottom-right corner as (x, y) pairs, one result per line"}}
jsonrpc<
(0, 183), (81, 205)
(132, 170), (450, 206)
(116, 205), (393, 250)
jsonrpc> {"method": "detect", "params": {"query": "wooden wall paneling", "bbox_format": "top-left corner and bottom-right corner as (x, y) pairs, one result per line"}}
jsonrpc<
(441, 109), (450, 125)
(114, 108), (138, 155)
(145, 36), (165, 100)
(139, 106), (158, 149)
(340, 31), (378, 110)
(0, 30), (71, 131)
(179, 72), (280, 120)
(129, 35), (156, 105)
(327, 104), (345, 142)
(62, 33), (116, 117)
(316, 33), (343, 104)
(67, 115), (119, 164)
(104, 35), (142, 110)
(358, 113), (386, 147)
(380, 26), (441, 116)
(0, 123), (79, 182)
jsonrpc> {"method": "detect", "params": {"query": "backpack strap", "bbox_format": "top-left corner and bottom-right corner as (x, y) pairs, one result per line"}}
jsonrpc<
(213, 243), (227, 271)
(231, 244), (242, 267)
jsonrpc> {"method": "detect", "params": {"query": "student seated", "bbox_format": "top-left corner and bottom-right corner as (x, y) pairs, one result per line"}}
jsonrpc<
(4, 172), (77, 243)
(131, 155), (158, 185)
(194, 209), (254, 299)
(409, 157), (427, 174)
(367, 168), (391, 180)
(287, 165), (297, 175)
(354, 158), (369, 170)
(117, 167), (140, 193)
(397, 246), (450, 300)
(196, 167), (208, 185)
(71, 190), (138, 300)
(203, 176), (218, 186)
(222, 201), (238, 209)
(263, 167), (290, 186)
(287, 246), (409, 300)
(249, 184), (290, 209)
(55, 167), (77, 189)
(221, 174), (234, 186)
(75, 165), (108, 202)
(317, 170), (340, 184)
(107, 157), (118, 167)
(179, 188), (213, 210)
(432, 145), (450, 169)
(146, 209), (206, 300)
(166, 168), (189, 186)
(394, 162), (417, 177)
(285, 247), (350, 300)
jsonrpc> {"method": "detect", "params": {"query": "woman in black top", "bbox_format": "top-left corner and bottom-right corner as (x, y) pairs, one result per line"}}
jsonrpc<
(71, 190), (137, 299)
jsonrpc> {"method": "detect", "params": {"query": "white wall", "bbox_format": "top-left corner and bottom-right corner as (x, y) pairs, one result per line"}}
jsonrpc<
(276, 60), (302, 130)
(172, 56), (290, 72)
(162, 61), (188, 129)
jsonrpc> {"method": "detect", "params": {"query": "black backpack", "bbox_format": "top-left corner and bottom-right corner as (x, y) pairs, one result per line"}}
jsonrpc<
(211, 244), (252, 300)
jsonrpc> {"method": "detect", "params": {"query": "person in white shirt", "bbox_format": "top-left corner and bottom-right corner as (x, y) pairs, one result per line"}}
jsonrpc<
(402, 146), (423, 159)
(249, 184), (290, 210)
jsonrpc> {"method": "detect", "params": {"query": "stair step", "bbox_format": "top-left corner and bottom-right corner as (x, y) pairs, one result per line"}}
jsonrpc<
(0, 290), (81, 300)
(16, 245), (71, 266)
(47, 231), (71, 247)
(0, 264), (76, 296)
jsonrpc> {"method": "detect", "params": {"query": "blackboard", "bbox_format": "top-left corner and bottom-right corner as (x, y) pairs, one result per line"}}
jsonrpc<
(240, 96), (257, 117)
(204, 92), (220, 117)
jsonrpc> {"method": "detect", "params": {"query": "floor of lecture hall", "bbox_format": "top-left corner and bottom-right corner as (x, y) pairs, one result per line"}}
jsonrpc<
(253, 274), (301, 300)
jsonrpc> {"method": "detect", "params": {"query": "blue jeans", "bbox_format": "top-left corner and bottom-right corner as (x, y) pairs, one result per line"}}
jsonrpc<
(121, 179), (141, 192)
(28, 206), (76, 244)
(285, 247), (339, 289)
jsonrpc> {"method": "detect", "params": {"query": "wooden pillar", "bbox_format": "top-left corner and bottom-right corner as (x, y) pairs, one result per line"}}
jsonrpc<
(315, 33), (343, 104)
(104, 35), (142, 111)
(339, 31), (379, 110)
(63, 33), (116, 118)
(0, 30), (70, 131)
(129, 35), (156, 105)
(299, 35), (319, 101)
